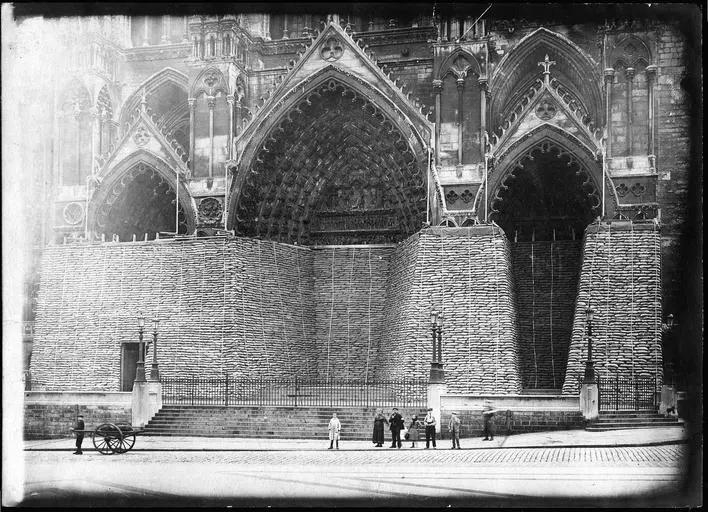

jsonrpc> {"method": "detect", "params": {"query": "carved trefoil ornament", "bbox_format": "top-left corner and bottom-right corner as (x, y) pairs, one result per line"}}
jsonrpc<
(320, 37), (344, 62)
(616, 183), (629, 197)
(63, 202), (84, 225)
(460, 189), (475, 204)
(446, 189), (459, 205)
(198, 197), (223, 222)
(133, 125), (151, 146)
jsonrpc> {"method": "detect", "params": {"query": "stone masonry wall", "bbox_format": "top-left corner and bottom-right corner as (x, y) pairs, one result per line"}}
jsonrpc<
(31, 237), (318, 390)
(375, 227), (523, 394)
(511, 241), (582, 389)
(562, 222), (662, 394)
(312, 246), (393, 380)
(24, 403), (131, 440)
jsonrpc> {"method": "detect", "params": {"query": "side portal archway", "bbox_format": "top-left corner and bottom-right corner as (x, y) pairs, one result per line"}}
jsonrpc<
(489, 135), (602, 390)
(89, 154), (196, 241)
(231, 77), (428, 245)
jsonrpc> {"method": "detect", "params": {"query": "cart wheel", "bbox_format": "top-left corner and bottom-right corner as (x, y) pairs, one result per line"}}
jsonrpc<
(93, 423), (122, 455)
(113, 425), (136, 453)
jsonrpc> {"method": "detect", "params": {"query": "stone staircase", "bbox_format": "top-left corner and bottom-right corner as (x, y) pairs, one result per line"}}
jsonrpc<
(143, 405), (428, 439)
(585, 410), (683, 431)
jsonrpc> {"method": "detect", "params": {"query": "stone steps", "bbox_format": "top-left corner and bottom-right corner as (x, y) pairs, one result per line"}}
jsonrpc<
(143, 406), (427, 439)
(586, 409), (681, 431)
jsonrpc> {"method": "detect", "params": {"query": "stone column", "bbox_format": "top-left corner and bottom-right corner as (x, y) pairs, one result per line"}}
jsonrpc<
(183, 16), (189, 43)
(646, 64), (657, 166)
(604, 68), (615, 159)
(625, 67), (635, 157)
(456, 76), (465, 176)
(208, 95), (215, 178)
(226, 94), (235, 160)
(161, 16), (169, 44)
(142, 16), (149, 46)
(188, 98), (196, 175)
(282, 15), (289, 39)
(433, 79), (442, 166)
(478, 77), (487, 159)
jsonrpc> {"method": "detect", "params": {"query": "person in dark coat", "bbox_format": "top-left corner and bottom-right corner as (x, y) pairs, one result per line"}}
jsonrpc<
(71, 414), (85, 455)
(388, 407), (404, 448)
(407, 415), (423, 448)
(372, 408), (388, 447)
(482, 400), (496, 441)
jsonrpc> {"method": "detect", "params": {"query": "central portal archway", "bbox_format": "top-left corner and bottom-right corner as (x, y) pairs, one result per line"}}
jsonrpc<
(491, 141), (600, 390)
(232, 78), (427, 245)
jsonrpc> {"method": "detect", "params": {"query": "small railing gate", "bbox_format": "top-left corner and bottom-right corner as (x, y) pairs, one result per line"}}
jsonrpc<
(599, 374), (658, 411)
(161, 377), (428, 408)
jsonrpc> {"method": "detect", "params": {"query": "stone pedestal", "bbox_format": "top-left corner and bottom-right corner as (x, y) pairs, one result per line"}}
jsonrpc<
(131, 381), (150, 428)
(580, 382), (599, 421)
(148, 380), (163, 418)
(659, 385), (677, 416)
(427, 382), (447, 434)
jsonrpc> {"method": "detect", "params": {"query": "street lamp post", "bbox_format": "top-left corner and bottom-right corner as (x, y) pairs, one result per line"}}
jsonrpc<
(149, 318), (160, 381)
(429, 310), (444, 383)
(134, 313), (147, 383)
(583, 307), (595, 383)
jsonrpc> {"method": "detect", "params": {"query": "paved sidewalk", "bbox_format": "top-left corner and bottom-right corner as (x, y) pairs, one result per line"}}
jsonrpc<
(25, 425), (688, 451)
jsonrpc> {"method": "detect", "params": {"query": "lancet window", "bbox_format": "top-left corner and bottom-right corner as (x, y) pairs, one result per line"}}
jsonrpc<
(607, 36), (656, 159)
(59, 81), (93, 186)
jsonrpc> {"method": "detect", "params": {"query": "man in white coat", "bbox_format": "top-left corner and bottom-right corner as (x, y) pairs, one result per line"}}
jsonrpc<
(328, 412), (341, 450)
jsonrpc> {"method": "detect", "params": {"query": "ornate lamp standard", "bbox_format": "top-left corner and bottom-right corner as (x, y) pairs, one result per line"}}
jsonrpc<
(429, 310), (445, 383)
(149, 318), (160, 381)
(583, 307), (596, 383)
(134, 313), (147, 384)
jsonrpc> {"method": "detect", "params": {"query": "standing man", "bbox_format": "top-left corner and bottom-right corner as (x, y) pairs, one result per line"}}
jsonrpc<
(388, 408), (404, 448)
(482, 400), (496, 441)
(424, 407), (437, 449)
(71, 414), (85, 455)
(448, 411), (462, 449)
(328, 412), (341, 450)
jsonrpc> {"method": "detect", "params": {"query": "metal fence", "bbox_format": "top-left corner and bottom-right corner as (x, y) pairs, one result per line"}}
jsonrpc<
(599, 374), (658, 411)
(161, 377), (428, 408)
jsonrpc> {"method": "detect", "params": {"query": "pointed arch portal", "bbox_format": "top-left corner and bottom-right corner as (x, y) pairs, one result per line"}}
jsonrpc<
(90, 153), (195, 241)
(232, 78), (427, 245)
(490, 134), (601, 390)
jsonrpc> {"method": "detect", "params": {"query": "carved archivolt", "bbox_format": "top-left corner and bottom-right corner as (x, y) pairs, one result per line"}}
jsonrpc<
(233, 78), (426, 245)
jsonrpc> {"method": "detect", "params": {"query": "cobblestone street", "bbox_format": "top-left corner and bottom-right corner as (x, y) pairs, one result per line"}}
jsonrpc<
(19, 443), (693, 507)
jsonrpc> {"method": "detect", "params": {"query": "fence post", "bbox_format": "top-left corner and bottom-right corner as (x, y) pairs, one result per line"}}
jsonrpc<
(614, 374), (619, 411)
(294, 376), (298, 407)
(225, 374), (229, 407)
(191, 376), (195, 406)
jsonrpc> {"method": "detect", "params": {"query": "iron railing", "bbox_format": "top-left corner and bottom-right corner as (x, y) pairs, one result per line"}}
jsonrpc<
(599, 374), (658, 411)
(161, 377), (428, 408)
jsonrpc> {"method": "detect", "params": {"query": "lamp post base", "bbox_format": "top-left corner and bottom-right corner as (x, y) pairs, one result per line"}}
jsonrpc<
(429, 362), (445, 384)
(583, 362), (596, 384)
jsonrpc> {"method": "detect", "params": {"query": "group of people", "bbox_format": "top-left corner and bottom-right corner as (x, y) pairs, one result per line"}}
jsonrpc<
(327, 401), (497, 450)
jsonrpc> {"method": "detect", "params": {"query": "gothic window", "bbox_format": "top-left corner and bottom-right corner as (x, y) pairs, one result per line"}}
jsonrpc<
(191, 68), (230, 178)
(96, 85), (115, 156)
(209, 36), (216, 57)
(59, 82), (92, 186)
(438, 52), (483, 166)
(222, 34), (231, 56)
(193, 94), (211, 176)
(609, 37), (652, 158)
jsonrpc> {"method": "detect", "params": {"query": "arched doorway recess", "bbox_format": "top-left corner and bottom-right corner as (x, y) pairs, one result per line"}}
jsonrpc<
(93, 162), (192, 241)
(232, 78), (427, 245)
(491, 140), (600, 390)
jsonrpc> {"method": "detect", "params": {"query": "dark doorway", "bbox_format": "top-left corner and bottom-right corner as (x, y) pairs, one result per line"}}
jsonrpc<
(121, 343), (139, 391)
(492, 144), (598, 390)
